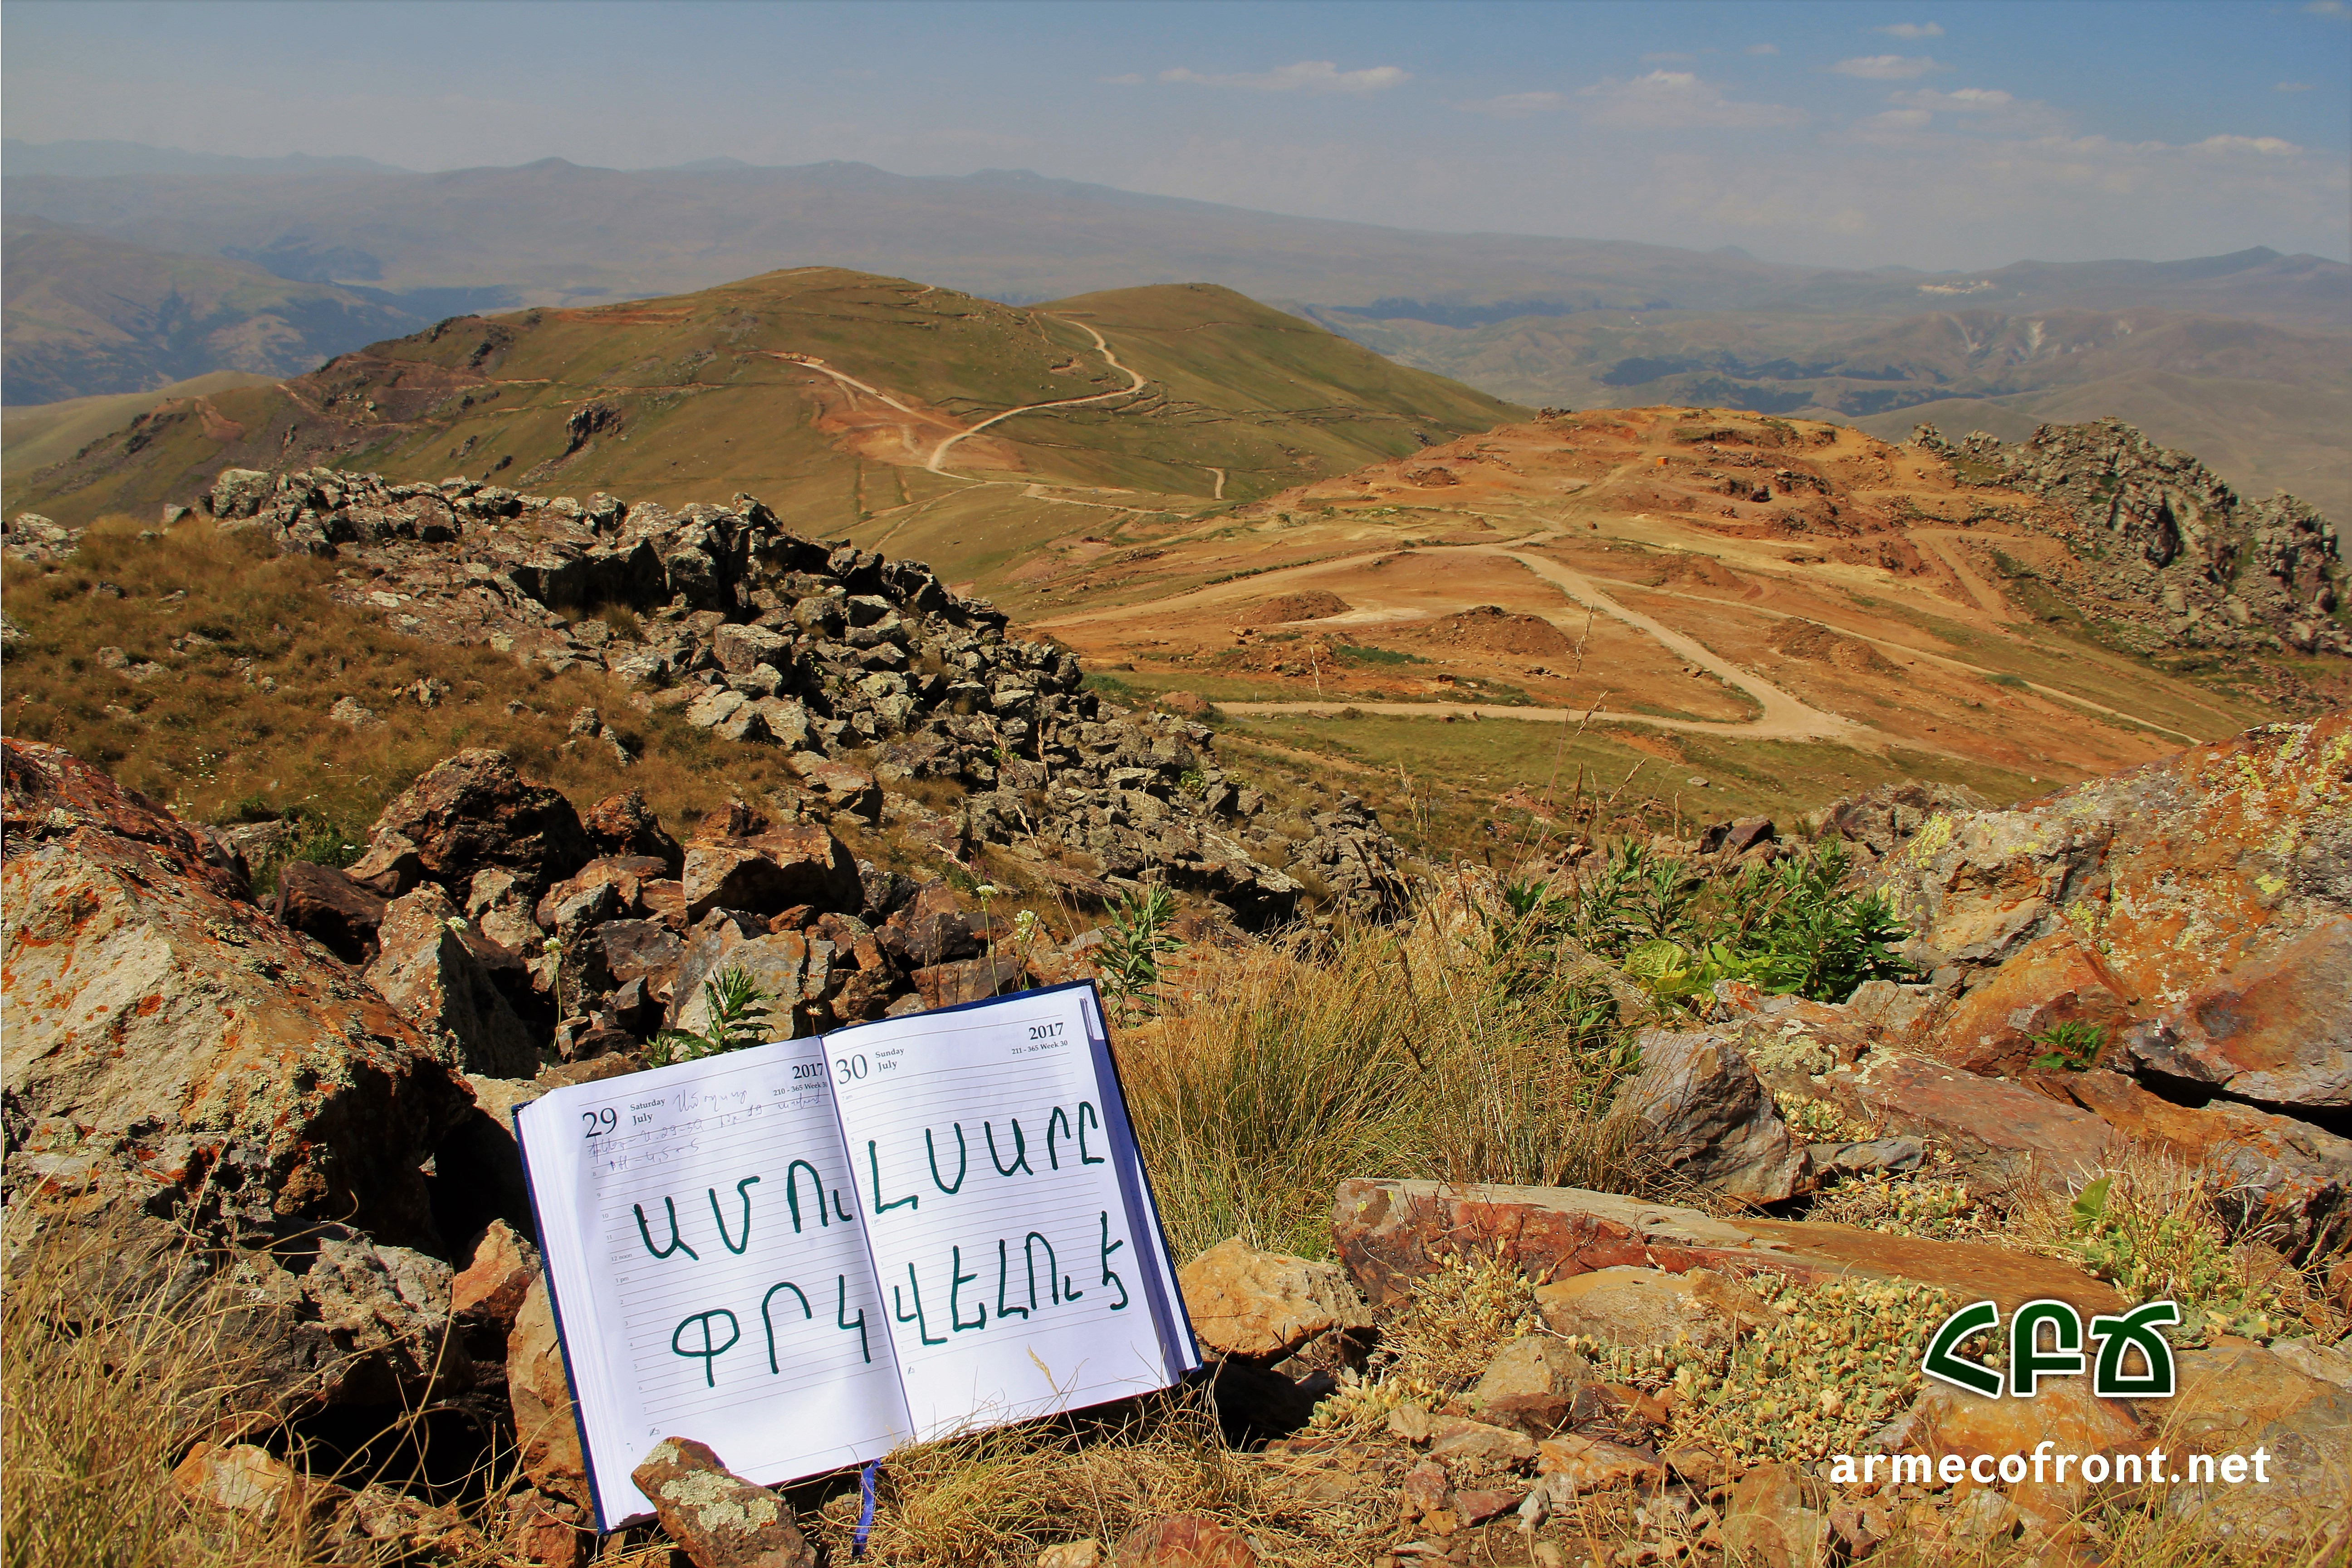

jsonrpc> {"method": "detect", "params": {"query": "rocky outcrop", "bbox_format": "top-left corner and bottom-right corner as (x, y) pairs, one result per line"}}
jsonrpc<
(172, 466), (1403, 926)
(1870, 715), (2349, 1116)
(1916, 418), (2346, 657)
(1, 510), (83, 564)
(0, 738), (481, 1416)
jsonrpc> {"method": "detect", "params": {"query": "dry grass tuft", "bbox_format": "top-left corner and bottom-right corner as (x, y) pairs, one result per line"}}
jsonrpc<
(803, 1397), (1273, 1566)
(1, 1222), (312, 1568)
(2005, 1152), (2350, 1344)
(1117, 907), (1653, 1261)
(1374, 1251), (1545, 1398)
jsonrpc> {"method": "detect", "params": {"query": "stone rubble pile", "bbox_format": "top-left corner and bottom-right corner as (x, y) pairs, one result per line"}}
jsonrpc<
(1914, 418), (2347, 657)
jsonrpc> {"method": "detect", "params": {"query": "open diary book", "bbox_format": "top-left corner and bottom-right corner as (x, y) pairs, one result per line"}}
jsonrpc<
(514, 980), (1200, 1531)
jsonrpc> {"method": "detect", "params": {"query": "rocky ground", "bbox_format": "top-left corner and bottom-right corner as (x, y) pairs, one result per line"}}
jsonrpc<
(1916, 418), (2347, 661)
(3, 470), (2349, 1566)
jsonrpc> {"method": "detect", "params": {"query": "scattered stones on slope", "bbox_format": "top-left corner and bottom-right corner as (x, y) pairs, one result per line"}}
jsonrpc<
(1916, 417), (2346, 657)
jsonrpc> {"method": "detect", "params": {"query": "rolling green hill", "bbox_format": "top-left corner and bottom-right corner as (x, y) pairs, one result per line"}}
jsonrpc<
(5, 267), (1524, 588)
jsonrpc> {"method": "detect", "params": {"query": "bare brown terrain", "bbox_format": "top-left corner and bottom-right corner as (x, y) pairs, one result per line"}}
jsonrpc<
(990, 408), (2340, 836)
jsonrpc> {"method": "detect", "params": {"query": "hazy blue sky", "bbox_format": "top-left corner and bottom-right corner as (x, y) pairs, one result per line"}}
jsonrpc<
(5, 0), (2348, 268)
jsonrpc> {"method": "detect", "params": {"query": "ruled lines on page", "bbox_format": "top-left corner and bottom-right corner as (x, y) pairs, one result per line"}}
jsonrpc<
(519, 1037), (910, 1526)
(828, 986), (1183, 1441)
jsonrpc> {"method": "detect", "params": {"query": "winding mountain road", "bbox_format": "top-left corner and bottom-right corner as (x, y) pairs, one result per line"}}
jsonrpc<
(924, 320), (1147, 475)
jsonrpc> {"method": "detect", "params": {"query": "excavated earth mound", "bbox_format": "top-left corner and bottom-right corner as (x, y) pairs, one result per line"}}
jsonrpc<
(1401, 603), (1575, 657)
(1236, 589), (1351, 627)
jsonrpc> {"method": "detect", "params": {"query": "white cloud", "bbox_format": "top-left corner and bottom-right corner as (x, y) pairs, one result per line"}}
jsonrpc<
(2303, 1), (2348, 17)
(2194, 134), (2303, 156)
(1744, 43), (1779, 55)
(1832, 54), (1942, 79)
(2275, 81), (2316, 92)
(1869, 108), (1935, 129)
(1893, 87), (2015, 112)
(1157, 60), (1408, 93)
(1458, 91), (1567, 118)
(1874, 22), (1945, 37)
(1576, 70), (1806, 129)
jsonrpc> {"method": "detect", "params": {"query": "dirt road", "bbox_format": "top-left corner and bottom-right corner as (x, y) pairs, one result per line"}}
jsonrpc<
(925, 320), (1146, 475)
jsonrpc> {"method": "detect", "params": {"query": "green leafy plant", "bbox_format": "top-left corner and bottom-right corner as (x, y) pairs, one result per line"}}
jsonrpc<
(2056, 1167), (2298, 1340)
(2030, 1020), (2106, 1072)
(1097, 883), (1180, 1014)
(645, 967), (774, 1066)
(1490, 840), (1911, 1009)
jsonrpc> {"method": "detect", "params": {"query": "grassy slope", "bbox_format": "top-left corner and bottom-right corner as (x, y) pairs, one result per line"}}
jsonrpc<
(4, 270), (1526, 559)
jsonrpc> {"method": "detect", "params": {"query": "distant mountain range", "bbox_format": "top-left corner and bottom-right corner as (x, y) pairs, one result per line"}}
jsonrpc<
(5, 142), (2345, 512)
(2, 216), (513, 403)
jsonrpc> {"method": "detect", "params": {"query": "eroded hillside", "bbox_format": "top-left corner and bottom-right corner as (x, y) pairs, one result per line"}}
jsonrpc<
(1012, 409), (2344, 850)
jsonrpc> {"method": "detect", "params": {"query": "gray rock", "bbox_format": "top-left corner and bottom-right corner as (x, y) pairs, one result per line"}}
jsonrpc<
(363, 885), (539, 1078)
(1621, 1028), (1804, 1201)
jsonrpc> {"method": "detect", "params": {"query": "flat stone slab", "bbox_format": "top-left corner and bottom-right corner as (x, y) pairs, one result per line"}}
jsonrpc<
(1331, 1179), (2123, 1319)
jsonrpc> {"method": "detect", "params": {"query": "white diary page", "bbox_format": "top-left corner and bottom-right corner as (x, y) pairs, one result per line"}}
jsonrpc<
(826, 982), (1193, 1441)
(516, 1037), (911, 1530)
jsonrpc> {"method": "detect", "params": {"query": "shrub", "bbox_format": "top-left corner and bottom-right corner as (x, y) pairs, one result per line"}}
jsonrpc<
(644, 966), (775, 1065)
(1096, 884), (1180, 1016)
(2029, 1019), (2105, 1072)
(1493, 839), (1913, 1008)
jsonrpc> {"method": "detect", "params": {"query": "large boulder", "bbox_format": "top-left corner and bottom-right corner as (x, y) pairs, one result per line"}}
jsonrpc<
(508, 1278), (590, 1511)
(579, 789), (683, 874)
(2122, 917), (2352, 1110)
(1176, 1239), (1372, 1366)
(1818, 1051), (2116, 1190)
(350, 750), (594, 900)
(2038, 1069), (2352, 1235)
(2162, 1342), (2352, 1544)
(2, 741), (480, 1416)
(681, 820), (861, 922)
(270, 860), (388, 965)
(2, 740), (471, 1249)
(1874, 715), (2350, 1112)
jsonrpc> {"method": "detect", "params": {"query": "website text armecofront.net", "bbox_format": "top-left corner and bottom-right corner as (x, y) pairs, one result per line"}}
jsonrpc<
(1827, 1446), (2273, 1489)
